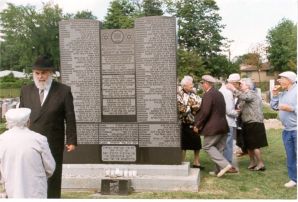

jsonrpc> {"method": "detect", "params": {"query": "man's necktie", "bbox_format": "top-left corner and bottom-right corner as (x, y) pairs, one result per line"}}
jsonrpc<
(40, 90), (44, 104)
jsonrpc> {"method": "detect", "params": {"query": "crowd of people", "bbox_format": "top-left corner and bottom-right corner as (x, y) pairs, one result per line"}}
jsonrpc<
(0, 54), (296, 198)
(177, 72), (296, 187)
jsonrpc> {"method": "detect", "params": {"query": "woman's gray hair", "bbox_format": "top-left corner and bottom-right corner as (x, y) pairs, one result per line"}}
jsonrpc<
(241, 78), (254, 90)
(180, 75), (193, 87)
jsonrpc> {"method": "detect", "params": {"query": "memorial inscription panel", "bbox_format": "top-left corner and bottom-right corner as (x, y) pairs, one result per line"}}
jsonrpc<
(135, 17), (177, 123)
(99, 124), (138, 144)
(138, 124), (180, 147)
(101, 29), (136, 122)
(76, 123), (99, 144)
(59, 20), (101, 122)
(102, 75), (135, 98)
(102, 99), (136, 115)
(102, 146), (137, 162)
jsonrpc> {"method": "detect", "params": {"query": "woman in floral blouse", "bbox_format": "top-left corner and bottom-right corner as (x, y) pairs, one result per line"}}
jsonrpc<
(177, 76), (203, 169)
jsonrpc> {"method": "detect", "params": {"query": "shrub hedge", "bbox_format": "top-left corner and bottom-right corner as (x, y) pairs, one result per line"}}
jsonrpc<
(263, 104), (278, 119)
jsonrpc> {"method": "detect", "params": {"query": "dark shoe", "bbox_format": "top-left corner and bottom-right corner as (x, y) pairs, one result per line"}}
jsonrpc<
(227, 167), (238, 173)
(192, 165), (205, 170)
(253, 166), (266, 171)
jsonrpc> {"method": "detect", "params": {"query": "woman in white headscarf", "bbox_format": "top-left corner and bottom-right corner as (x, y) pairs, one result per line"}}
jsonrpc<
(0, 108), (55, 198)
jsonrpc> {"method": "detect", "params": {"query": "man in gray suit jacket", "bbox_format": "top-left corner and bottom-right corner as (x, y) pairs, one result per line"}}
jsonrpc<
(194, 75), (231, 177)
(19, 55), (77, 198)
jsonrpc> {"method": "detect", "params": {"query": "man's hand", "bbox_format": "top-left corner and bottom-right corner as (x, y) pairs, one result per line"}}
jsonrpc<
(193, 126), (199, 134)
(272, 85), (281, 97)
(279, 104), (293, 112)
(65, 144), (76, 152)
(226, 83), (236, 92)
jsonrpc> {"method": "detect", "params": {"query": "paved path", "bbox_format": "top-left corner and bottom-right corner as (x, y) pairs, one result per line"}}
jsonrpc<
(264, 119), (283, 129)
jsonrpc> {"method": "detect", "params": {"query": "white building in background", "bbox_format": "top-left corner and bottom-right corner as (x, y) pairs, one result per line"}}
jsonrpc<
(0, 70), (27, 78)
(0, 70), (60, 79)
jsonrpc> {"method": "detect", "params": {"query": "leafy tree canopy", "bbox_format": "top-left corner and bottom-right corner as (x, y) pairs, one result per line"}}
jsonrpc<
(141, 0), (163, 16)
(0, 2), (97, 71)
(102, 0), (136, 29)
(266, 18), (297, 72)
(166, 0), (225, 58)
(177, 49), (206, 82)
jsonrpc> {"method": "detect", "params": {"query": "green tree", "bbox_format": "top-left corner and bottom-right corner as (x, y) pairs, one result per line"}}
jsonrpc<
(177, 49), (206, 82)
(33, 3), (64, 70)
(74, 11), (97, 19)
(65, 10), (98, 19)
(0, 3), (63, 71)
(103, 0), (136, 29)
(166, 0), (225, 58)
(0, 3), (38, 71)
(165, 0), (226, 77)
(208, 54), (239, 78)
(266, 18), (297, 72)
(244, 43), (268, 83)
(0, 2), (98, 71)
(142, 0), (163, 16)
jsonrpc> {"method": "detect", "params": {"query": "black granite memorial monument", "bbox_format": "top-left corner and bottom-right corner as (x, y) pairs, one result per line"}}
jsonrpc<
(59, 16), (181, 164)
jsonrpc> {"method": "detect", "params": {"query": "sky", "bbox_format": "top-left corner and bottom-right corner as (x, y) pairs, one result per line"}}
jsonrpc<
(0, 0), (297, 59)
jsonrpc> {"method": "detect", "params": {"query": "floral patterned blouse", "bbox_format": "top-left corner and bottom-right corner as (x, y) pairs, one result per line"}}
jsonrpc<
(177, 87), (202, 125)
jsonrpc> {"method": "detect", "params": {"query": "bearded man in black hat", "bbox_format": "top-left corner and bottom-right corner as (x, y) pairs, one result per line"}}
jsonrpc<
(19, 55), (77, 198)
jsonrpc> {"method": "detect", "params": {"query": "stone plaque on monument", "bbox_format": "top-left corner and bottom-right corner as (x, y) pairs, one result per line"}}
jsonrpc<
(59, 19), (101, 123)
(101, 29), (136, 122)
(101, 145), (137, 162)
(99, 123), (138, 145)
(138, 124), (180, 147)
(135, 17), (177, 123)
(60, 16), (181, 165)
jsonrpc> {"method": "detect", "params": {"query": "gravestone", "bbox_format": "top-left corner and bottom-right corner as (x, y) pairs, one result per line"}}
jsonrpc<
(59, 16), (181, 165)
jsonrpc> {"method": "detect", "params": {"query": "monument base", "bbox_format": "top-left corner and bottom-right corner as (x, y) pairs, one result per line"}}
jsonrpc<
(62, 162), (200, 192)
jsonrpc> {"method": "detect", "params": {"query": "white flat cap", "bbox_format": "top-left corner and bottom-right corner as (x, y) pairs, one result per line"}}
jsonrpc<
(202, 75), (218, 83)
(279, 71), (297, 83)
(227, 73), (241, 82)
(5, 108), (31, 125)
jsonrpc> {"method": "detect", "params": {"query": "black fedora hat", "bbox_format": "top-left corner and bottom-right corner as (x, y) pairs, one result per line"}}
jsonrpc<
(32, 55), (55, 70)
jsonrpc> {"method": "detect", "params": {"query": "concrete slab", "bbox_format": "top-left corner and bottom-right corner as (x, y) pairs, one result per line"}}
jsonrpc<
(62, 162), (200, 192)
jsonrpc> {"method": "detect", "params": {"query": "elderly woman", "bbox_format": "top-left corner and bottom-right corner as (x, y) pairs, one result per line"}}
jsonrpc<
(0, 108), (55, 198)
(177, 75), (203, 169)
(227, 78), (268, 171)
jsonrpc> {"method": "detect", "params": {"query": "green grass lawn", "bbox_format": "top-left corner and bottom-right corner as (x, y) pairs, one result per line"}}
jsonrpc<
(0, 88), (20, 98)
(0, 124), (296, 199)
(62, 129), (297, 199)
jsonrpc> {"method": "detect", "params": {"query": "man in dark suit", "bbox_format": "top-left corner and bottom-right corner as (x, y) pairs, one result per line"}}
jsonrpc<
(19, 55), (77, 198)
(194, 75), (231, 177)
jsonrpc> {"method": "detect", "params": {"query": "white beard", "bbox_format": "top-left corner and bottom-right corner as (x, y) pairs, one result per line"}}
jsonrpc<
(33, 74), (53, 90)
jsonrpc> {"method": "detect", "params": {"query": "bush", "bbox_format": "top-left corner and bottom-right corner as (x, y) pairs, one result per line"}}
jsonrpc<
(0, 123), (6, 134)
(255, 82), (270, 91)
(0, 77), (32, 89)
(263, 104), (278, 119)
(263, 111), (278, 119)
